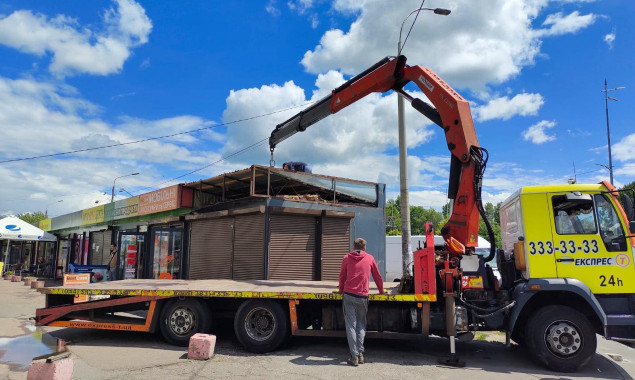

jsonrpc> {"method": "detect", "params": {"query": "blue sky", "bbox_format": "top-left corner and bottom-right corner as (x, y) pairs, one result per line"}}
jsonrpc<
(0, 0), (633, 217)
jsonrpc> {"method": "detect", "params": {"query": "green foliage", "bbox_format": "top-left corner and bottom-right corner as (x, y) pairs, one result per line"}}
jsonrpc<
(18, 211), (48, 227)
(385, 197), (503, 248)
(619, 181), (635, 216)
(410, 206), (444, 235)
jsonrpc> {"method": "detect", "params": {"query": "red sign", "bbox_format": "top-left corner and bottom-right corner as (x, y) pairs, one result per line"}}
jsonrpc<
(126, 258), (136, 265)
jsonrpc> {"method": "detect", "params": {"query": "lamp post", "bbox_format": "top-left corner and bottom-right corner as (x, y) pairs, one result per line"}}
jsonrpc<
(45, 200), (63, 217)
(111, 173), (139, 203)
(397, 5), (450, 277)
(119, 188), (134, 197)
(601, 80), (625, 186)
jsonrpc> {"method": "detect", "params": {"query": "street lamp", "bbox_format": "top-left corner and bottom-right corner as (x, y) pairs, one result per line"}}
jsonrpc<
(601, 80), (625, 186)
(119, 188), (134, 197)
(396, 5), (450, 277)
(111, 172), (139, 203)
(45, 200), (63, 217)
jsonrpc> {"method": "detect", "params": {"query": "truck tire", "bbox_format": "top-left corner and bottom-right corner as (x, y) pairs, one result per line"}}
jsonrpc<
(234, 300), (288, 353)
(525, 305), (596, 372)
(159, 299), (211, 346)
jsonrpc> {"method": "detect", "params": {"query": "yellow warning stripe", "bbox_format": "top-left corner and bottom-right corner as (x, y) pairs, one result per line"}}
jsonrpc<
(44, 288), (436, 302)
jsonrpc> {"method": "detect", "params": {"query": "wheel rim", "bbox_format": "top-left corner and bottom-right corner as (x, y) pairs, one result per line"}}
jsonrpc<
(544, 320), (583, 357)
(169, 306), (196, 336)
(244, 307), (276, 342)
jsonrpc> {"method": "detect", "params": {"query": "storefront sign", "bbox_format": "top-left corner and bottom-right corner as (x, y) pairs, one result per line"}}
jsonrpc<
(138, 185), (180, 215)
(63, 273), (90, 303)
(110, 197), (140, 220)
(82, 205), (105, 226)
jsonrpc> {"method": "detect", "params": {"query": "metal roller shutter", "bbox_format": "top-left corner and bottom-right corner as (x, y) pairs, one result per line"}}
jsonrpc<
(189, 218), (233, 279)
(321, 217), (351, 280)
(268, 214), (316, 280)
(232, 214), (265, 280)
(89, 230), (112, 266)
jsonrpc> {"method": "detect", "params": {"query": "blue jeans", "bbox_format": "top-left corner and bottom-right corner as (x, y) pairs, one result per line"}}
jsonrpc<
(343, 293), (369, 357)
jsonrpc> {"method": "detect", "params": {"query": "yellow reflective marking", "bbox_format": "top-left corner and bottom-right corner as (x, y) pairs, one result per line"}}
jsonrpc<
(43, 288), (436, 302)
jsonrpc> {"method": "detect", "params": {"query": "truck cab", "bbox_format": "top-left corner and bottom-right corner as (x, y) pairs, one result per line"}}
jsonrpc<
(497, 181), (635, 371)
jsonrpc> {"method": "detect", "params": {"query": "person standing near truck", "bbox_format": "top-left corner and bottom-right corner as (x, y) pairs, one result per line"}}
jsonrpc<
(338, 237), (385, 366)
(107, 244), (118, 281)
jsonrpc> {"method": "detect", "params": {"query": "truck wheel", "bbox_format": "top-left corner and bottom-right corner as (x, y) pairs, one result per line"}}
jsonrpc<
(234, 300), (288, 353)
(525, 305), (596, 372)
(159, 299), (211, 346)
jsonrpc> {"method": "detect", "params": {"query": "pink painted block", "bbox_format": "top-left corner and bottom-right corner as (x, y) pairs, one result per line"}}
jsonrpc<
(188, 333), (216, 360)
(11, 275), (21, 282)
(27, 357), (74, 380)
(31, 280), (44, 289)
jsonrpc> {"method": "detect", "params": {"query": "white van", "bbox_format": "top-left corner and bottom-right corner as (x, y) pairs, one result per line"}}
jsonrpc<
(385, 235), (495, 282)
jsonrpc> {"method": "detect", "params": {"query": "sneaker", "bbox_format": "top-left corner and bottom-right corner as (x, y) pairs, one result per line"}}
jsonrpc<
(347, 356), (359, 366)
(358, 354), (364, 364)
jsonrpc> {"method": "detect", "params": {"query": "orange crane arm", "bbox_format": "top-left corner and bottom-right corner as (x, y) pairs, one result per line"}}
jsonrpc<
(270, 55), (494, 255)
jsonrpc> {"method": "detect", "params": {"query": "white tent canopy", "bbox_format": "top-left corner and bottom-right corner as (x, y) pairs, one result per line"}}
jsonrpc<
(0, 215), (57, 242)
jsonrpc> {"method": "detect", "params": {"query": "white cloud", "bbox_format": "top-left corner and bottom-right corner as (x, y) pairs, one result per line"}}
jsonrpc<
(266, 0), (281, 16)
(613, 134), (635, 162)
(604, 27), (616, 49)
(221, 72), (436, 171)
(288, 0), (314, 14)
(522, 120), (556, 144)
(535, 11), (596, 37)
(0, 75), (229, 215)
(475, 93), (544, 121)
(300, 1), (596, 90)
(0, 0), (152, 77)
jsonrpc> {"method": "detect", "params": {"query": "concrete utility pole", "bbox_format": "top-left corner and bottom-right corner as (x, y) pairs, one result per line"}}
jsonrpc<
(397, 6), (450, 277)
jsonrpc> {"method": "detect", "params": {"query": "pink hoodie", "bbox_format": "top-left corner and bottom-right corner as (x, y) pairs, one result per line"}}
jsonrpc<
(338, 250), (384, 296)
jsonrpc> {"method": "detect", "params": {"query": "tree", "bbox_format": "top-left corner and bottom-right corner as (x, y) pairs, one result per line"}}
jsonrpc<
(478, 202), (503, 248)
(18, 211), (47, 227)
(385, 198), (401, 234)
(619, 181), (635, 214)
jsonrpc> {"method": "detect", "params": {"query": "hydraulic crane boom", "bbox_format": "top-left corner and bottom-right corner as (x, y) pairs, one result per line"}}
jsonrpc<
(270, 55), (495, 256)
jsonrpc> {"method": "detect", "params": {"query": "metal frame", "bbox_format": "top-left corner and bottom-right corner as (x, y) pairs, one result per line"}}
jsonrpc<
(37, 295), (162, 332)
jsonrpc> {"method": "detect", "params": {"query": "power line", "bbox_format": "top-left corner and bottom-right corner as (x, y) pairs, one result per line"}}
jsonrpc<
(400, 0), (426, 54)
(0, 102), (313, 164)
(140, 137), (269, 190)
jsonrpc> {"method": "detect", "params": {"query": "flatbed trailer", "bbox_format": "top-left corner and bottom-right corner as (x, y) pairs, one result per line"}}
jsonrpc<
(36, 279), (437, 352)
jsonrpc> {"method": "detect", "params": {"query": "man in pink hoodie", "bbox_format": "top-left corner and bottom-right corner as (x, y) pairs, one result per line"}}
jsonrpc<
(338, 237), (385, 366)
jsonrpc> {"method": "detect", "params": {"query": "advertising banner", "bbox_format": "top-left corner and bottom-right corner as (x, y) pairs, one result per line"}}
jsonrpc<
(113, 197), (140, 220)
(82, 205), (105, 226)
(138, 185), (180, 215)
(63, 273), (90, 303)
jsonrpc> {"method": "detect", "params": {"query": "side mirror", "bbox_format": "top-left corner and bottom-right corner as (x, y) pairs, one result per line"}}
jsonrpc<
(630, 221), (635, 234)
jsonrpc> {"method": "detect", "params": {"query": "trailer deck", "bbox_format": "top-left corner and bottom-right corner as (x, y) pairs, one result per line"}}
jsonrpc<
(38, 279), (435, 302)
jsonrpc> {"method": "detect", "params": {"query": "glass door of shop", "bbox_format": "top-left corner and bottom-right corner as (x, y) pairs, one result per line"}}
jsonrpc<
(118, 233), (146, 280)
(148, 227), (183, 280)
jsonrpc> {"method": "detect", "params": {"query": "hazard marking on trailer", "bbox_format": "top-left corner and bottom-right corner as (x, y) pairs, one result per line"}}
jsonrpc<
(44, 288), (436, 302)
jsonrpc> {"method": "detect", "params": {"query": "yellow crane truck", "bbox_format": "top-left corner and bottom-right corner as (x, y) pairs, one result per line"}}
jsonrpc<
(36, 56), (635, 372)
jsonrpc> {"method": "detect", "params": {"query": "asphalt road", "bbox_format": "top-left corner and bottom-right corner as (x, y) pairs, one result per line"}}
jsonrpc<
(1, 278), (634, 380)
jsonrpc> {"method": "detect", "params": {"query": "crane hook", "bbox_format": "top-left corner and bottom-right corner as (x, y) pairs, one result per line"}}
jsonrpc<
(269, 147), (275, 168)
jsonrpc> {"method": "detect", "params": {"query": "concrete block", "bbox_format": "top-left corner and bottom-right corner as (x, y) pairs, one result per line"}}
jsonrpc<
(11, 275), (22, 282)
(27, 357), (73, 380)
(31, 280), (45, 289)
(188, 333), (216, 360)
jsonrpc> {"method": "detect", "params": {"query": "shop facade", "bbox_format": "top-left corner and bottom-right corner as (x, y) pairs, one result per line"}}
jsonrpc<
(41, 166), (386, 282)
